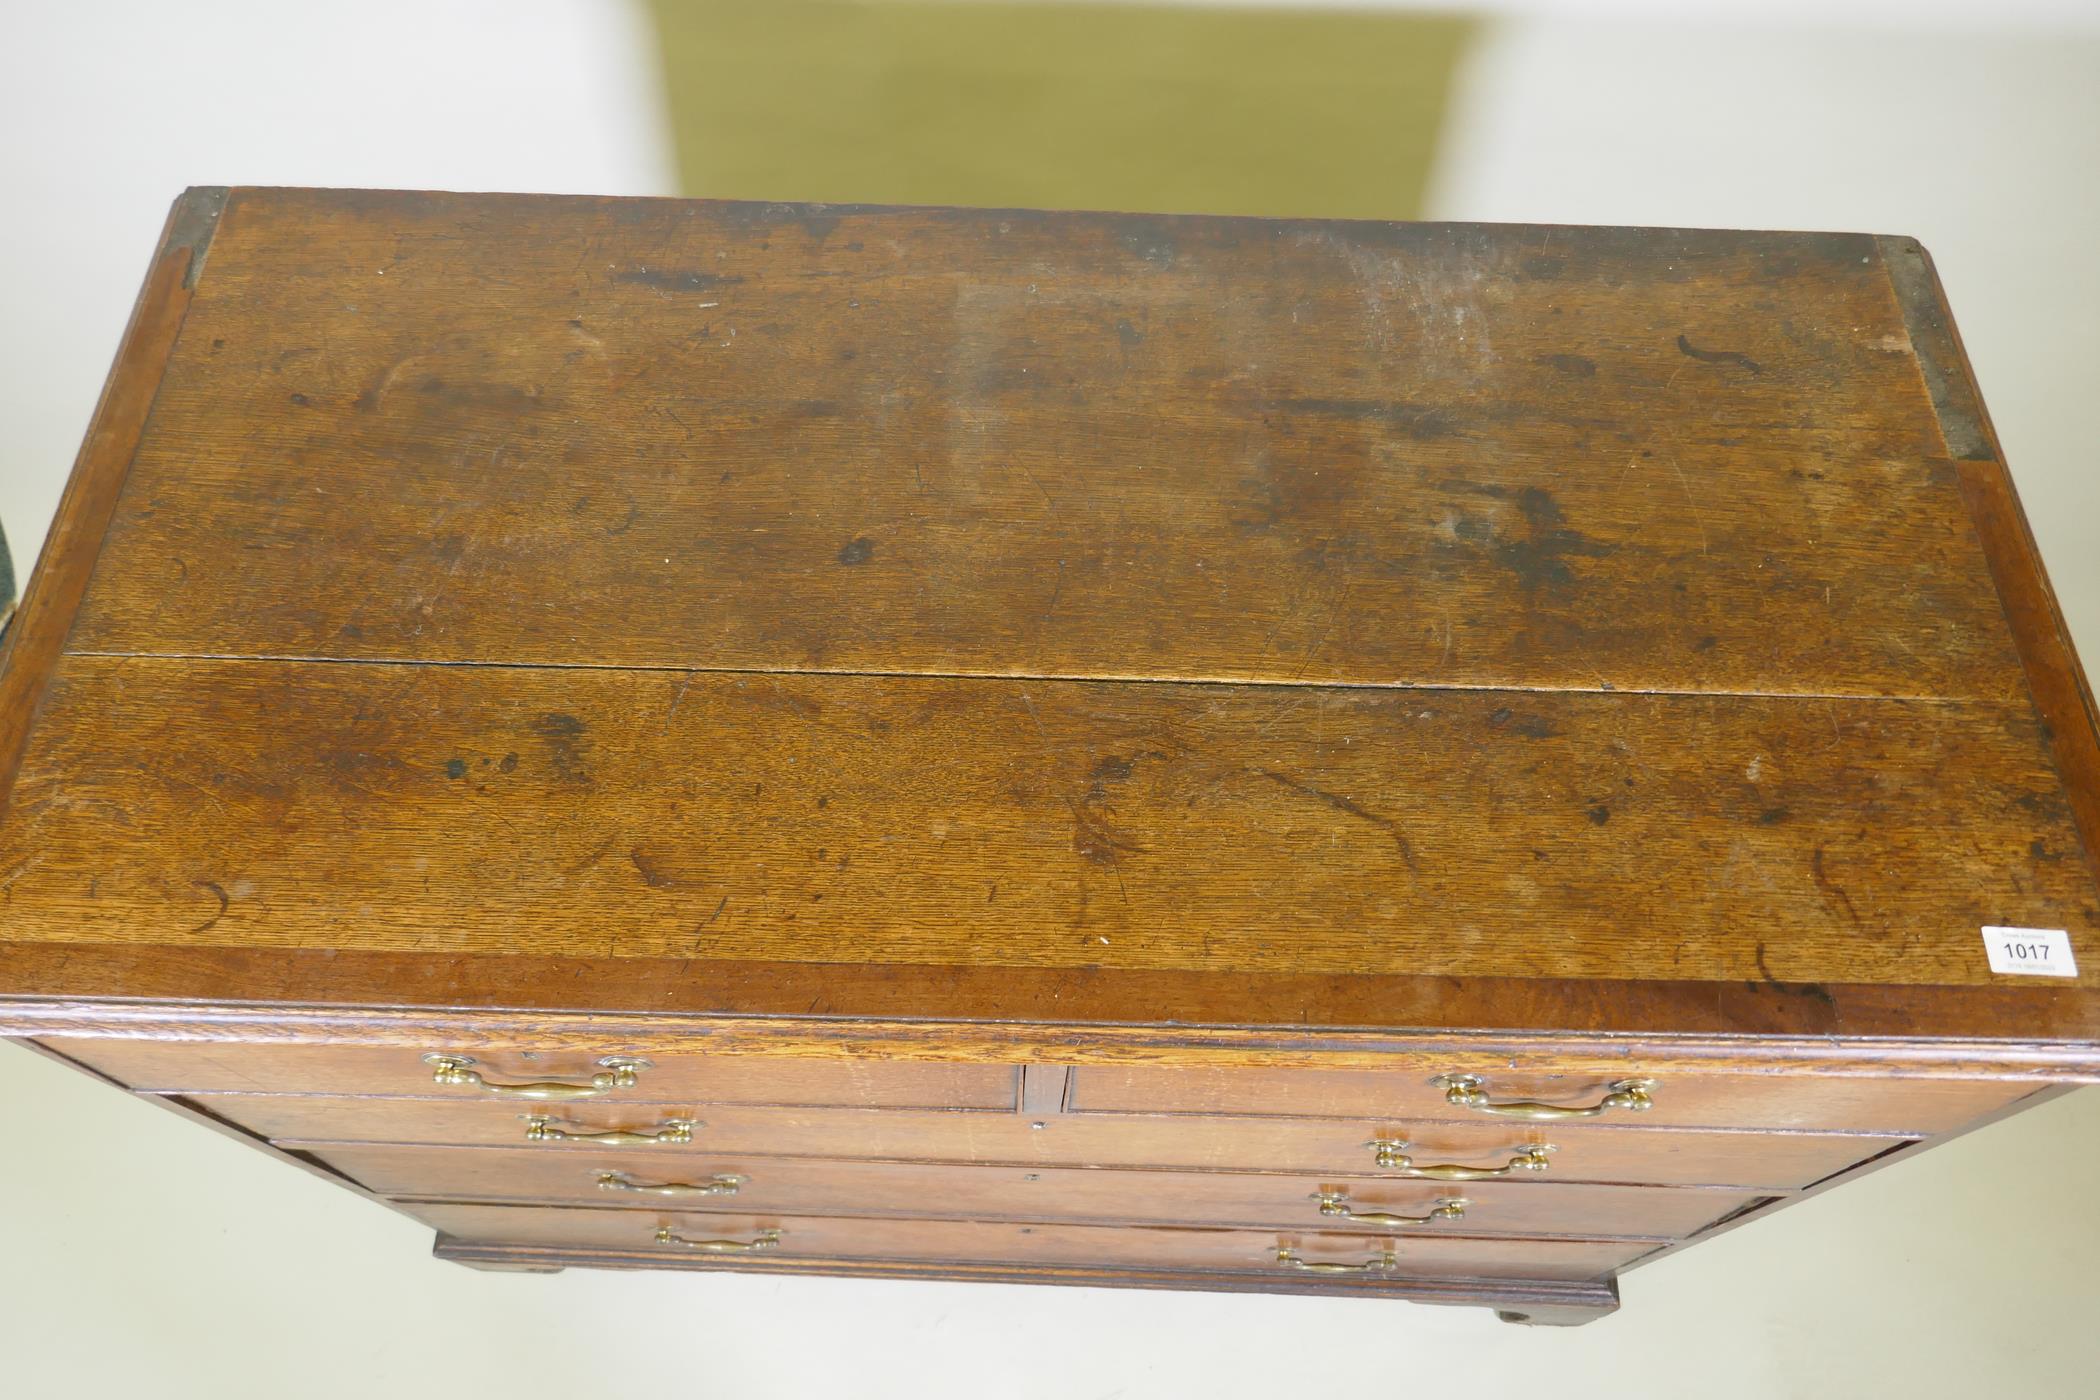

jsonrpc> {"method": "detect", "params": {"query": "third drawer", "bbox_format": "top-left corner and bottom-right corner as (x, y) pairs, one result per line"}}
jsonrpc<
(317, 1141), (1755, 1238)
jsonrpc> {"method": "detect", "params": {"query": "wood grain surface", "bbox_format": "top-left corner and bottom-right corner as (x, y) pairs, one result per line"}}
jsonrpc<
(0, 188), (221, 831)
(68, 191), (2018, 700)
(2, 188), (2095, 1049)
(1, 653), (2089, 986)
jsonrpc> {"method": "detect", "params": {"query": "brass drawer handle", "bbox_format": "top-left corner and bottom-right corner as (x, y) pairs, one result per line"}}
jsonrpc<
(1434, 1075), (1655, 1121)
(523, 1115), (696, 1145)
(1314, 1191), (1464, 1227)
(655, 1226), (782, 1253)
(598, 1171), (742, 1198)
(1367, 1140), (1556, 1179)
(424, 1054), (649, 1101)
(1275, 1245), (1395, 1274)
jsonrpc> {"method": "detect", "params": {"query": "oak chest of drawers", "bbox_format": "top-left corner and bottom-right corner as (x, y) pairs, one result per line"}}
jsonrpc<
(3, 187), (2096, 1325)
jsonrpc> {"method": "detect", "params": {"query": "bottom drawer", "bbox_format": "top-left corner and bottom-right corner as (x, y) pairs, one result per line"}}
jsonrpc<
(406, 1202), (1656, 1283)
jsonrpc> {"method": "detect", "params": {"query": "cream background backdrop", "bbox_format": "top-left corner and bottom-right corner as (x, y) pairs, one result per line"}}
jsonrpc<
(3, 5), (2097, 1396)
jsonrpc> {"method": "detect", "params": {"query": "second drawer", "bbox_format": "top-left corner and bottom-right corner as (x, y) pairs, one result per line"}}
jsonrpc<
(314, 1142), (1756, 1239)
(188, 1092), (1894, 1190)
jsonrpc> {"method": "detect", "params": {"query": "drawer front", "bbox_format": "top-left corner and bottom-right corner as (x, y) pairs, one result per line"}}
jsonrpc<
(41, 1038), (1015, 1110)
(1071, 1065), (2033, 1134)
(189, 1093), (1892, 1189)
(312, 1142), (1754, 1239)
(407, 1202), (1655, 1282)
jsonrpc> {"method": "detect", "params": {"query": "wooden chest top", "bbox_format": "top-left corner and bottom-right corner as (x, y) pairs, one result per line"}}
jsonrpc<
(2, 187), (2096, 1055)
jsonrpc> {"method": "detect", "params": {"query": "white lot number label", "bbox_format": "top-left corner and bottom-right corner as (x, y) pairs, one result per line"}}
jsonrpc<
(1982, 926), (2078, 978)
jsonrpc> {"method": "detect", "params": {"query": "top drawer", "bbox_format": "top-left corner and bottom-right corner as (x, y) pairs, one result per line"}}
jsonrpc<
(37, 1038), (1017, 1111)
(1069, 1066), (2033, 1135)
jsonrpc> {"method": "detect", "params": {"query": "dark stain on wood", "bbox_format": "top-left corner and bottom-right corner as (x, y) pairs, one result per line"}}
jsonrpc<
(613, 267), (745, 294)
(1492, 487), (1612, 593)
(1675, 333), (1763, 375)
(1251, 767), (1419, 874)
(1261, 396), (1459, 441)
(1487, 708), (1557, 740)
(186, 878), (229, 935)
(530, 712), (588, 784)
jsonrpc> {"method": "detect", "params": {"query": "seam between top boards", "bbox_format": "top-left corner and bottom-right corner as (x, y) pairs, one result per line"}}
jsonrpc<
(53, 647), (2019, 707)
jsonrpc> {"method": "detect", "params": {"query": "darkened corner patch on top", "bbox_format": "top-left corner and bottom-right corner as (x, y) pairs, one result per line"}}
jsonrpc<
(166, 186), (230, 289)
(1877, 235), (1993, 462)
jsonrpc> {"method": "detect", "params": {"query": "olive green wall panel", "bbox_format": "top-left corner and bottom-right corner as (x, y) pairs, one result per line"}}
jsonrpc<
(645, 0), (1474, 220)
